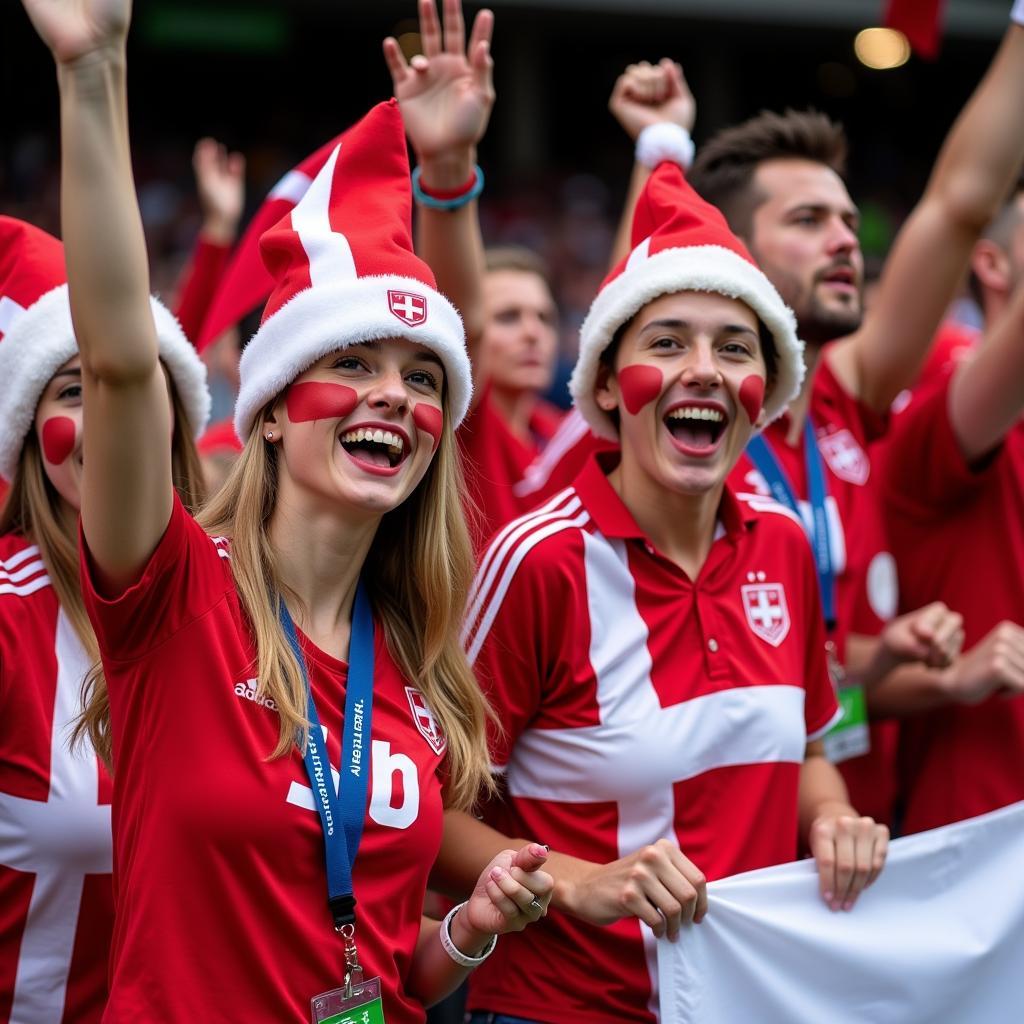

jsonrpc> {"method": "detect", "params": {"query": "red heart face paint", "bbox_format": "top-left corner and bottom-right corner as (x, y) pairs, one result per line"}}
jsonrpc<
(285, 382), (359, 423)
(738, 375), (766, 424)
(618, 365), (665, 415)
(41, 416), (77, 465)
(412, 404), (443, 450)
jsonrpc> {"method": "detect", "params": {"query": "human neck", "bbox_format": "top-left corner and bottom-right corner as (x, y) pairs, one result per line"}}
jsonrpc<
(783, 339), (821, 445)
(608, 458), (723, 581)
(267, 488), (380, 661)
(489, 383), (538, 441)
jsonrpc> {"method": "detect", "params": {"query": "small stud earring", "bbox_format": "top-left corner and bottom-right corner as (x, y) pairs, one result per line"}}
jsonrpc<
(265, 431), (274, 441)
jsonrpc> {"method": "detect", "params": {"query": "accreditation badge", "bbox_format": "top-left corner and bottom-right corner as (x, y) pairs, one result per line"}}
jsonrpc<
(822, 642), (870, 763)
(311, 976), (386, 1024)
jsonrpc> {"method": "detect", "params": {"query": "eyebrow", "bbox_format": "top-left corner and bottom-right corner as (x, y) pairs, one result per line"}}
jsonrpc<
(638, 319), (758, 337)
(788, 202), (860, 222)
(51, 369), (82, 379)
(350, 341), (445, 371)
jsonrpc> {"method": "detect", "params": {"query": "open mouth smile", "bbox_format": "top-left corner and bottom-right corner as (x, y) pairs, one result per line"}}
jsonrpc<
(338, 423), (411, 477)
(663, 401), (729, 457)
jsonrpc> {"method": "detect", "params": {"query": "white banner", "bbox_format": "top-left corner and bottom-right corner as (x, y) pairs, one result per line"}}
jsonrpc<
(658, 801), (1024, 1023)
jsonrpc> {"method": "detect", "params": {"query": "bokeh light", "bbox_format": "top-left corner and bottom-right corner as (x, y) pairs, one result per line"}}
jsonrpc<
(854, 27), (911, 70)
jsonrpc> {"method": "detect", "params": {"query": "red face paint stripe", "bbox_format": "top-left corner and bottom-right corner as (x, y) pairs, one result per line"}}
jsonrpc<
(412, 404), (443, 450)
(285, 382), (359, 423)
(739, 375), (766, 424)
(618, 365), (664, 415)
(41, 416), (77, 465)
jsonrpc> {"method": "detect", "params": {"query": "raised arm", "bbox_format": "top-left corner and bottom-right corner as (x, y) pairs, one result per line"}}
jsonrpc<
(384, 0), (494, 363)
(23, 0), (175, 588)
(948, 277), (1024, 461)
(607, 59), (695, 269)
(828, 18), (1024, 413)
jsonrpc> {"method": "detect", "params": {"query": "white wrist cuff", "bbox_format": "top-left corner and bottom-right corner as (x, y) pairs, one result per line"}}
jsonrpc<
(636, 122), (695, 171)
(440, 903), (497, 968)
(1013, 0), (1024, 26)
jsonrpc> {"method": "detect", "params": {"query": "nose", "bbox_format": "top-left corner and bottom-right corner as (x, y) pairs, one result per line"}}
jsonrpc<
(366, 366), (410, 414)
(827, 215), (859, 257)
(680, 339), (722, 391)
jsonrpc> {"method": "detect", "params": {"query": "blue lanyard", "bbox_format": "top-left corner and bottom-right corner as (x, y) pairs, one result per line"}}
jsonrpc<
(746, 418), (836, 629)
(278, 581), (375, 929)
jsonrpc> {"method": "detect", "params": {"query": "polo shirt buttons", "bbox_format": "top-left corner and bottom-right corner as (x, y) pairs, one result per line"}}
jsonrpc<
(707, 638), (719, 653)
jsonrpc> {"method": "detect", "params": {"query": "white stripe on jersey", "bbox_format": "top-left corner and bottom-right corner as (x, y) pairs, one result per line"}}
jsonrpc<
(734, 492), (806, 529)
(0, 608), (111, 1021)
(463, 489), (578, 644)
(512, 408), (591, 499)
(1, 545), (41, 572)
(0, 558), (48, 585)
(464, 494), (590, 664)
(0, 573), (51, 599)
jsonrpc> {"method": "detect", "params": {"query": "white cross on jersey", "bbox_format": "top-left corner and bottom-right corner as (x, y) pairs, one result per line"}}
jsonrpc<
(484, 534), (808, 1021)
(749, 589), (784, 629)
(0, 609), (112, 1022)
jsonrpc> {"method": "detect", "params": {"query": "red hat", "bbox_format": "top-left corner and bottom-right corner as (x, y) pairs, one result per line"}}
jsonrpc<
(0, 216), (210, 481)
(569, 162), (803, 440)
(234, 100), (470, 440)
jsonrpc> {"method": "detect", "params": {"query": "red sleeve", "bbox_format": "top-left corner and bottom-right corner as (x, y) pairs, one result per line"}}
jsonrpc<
(799, 539), (841, 741)
(466, 530), (585, 768)
(79, 495), (234, 664)
(882, 371), (1002, 516)
(174, 235), (232, 345)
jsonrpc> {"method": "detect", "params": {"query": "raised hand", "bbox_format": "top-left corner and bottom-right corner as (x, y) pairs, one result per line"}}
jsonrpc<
(609, 58), (695, 141)
(20, 0), (131, 64)
(383, 0), (495, 167)
(193, 138), (246, 244)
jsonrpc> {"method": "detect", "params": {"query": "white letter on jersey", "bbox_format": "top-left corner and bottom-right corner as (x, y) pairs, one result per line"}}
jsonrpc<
(368, 740), (419, 830)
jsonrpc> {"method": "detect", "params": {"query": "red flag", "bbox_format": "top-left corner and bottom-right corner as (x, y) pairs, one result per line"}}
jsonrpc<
(196, 131), (347, 351)
(884, 0), (947, 60)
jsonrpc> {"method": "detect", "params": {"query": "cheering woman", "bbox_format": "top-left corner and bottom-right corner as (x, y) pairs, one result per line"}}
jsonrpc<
(20, 0), (551, 1021)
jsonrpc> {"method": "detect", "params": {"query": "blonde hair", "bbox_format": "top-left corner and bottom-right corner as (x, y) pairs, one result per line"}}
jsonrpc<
(191, 401), (491, 811)
(3, 383), (205, 741)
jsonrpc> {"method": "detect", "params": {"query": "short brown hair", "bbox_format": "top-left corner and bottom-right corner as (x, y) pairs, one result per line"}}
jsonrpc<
(689, 110), (848, 239)
(484, 246), (551, 287)
(967, 171), (1024, 308)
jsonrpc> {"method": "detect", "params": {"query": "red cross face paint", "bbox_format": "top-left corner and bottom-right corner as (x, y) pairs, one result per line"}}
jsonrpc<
(41, 416), (77, 465)
(738, 375), (766, 424)
(285, 382), (359, 424)
(412, 404), (443, 450)
(618, 365), (665, 415)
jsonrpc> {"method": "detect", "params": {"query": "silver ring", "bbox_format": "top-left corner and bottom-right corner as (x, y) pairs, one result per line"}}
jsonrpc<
(528, 898), (543, 913)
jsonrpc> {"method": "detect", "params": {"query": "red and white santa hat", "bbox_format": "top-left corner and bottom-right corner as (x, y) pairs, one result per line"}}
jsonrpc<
(234, 99), (471, 440)
(0, 216), (210, 482)
(569, 161), (803, 440)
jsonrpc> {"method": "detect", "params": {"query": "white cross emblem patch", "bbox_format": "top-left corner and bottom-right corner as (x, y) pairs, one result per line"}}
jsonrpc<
(741, 582), (791, 647)
(405, 687), (446, 755)
(817, 428), (869, 486)
(388, 289), (428, 327)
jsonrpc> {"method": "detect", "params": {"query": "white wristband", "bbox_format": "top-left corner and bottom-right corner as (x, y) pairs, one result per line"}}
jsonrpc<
(636, 122), (695, 171)
(1013, 0), (1024, 26)
(440, 902), (497, 968)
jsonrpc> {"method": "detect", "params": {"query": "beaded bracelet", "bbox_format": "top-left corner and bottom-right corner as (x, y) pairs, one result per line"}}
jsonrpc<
(439, 902), (498, 968)
(412, 165), (485, 211)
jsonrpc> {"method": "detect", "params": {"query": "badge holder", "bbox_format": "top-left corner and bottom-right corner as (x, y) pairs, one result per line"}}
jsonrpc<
(822, 641), (870, 763)
(311, 924), (386, 1024)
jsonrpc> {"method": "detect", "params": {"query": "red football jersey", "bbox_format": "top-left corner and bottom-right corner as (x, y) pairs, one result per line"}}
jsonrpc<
(729, 355), (899, 822)
(0, 534), (113, 1024)
(881, 371), (1024, 834)
(463, 458), (839, 1024)
(458, 385), (570, 548)
(79, 499), (447, 1023)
